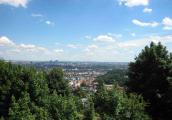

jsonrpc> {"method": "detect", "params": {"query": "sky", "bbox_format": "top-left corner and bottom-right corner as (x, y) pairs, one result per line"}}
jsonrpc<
(0, 0), (172, 62)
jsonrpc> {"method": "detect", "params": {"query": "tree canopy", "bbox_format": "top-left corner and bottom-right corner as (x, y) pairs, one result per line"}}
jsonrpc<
(127, 42), (172, 120)
(96, 69), (128, 85)
(94, 85), (150, 120)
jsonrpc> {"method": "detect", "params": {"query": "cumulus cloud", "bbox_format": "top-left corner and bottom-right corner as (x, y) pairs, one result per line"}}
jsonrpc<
(0, 36), (15, 46)
(118, 0), (149, 7)
(67, 44), (77, 49)
(20, 44), (37, 49)
(83, 44), (99, 57)
(118, 35), (172, 49)
(19, 44), (47, 52)
(94, 35), (116, 43)
(143, 8), (152, 13)
(0, 36), (48, 54)
(149, 35), (172, 44)
(162, 17), (172, 30)
(118, 39), (147, 48)
(2, 35), (172, 62)
(45, 21), (55, 26)
(163, 26), (172, 30)
(83, 34), (172, 61)
(84, 44), (98, 52)
(132, 19), (159, 27)
(131, 33), (136, 37)
(54, 49), (64, 53)
(0, 0), (29, 7)
(88, 44), (98, 49)
(0, 36), (59, 60)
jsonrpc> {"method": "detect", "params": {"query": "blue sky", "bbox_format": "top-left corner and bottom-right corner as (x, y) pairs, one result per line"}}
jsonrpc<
(0, 0), (172, 62)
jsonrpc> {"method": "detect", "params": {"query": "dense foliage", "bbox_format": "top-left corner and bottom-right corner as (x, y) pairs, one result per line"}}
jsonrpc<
(127, 42), (172, 120)
(96, 69), (128, 85)
(94, 84), (150, 120)
(0, 61), (79, 120)
(0, 60), (149, 120)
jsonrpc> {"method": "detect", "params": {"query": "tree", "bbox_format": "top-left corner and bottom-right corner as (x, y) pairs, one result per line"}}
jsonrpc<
(83, 97), (95, 120)
(96, 69), (128, 85)
(47, 92), (78, 120)
(0, 61), (15, 117)
(28, 71), (49, 106)
(30, 103), (49, 120)
(94, 85), (150, 120)
(127, 42), (172, 120)
(46, 68), (70, 96)
(9, 93), (35, 120)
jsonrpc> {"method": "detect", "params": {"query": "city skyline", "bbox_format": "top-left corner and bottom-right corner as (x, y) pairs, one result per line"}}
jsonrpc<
(0, 0), (172, 62)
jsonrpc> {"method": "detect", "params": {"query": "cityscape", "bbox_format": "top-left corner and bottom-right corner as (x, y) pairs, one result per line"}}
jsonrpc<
(10, 60), (128, 90)
(0, 0), (172, 120)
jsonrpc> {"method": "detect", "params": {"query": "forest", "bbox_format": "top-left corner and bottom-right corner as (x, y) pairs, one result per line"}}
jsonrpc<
(0, 42), (172, 120)
(96, 68), (128, 85)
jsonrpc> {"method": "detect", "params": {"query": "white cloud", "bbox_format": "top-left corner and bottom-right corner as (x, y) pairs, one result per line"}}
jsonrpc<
(118, 35), (172, 49)
(118, 0), (149, 7)
(132, 19), (159, 27)
(131, 33), (136, 37)
(19, 44), (47, 52)
(94, 35), (116, 43)
(0, 0), (29, 7)
(0, 36), (54, 60)
(118, 39), (146, 48)
(88, 44), (98, 49)
(0, 36), (15, 46)
(163, 26), (172, 30)
(143, 8), (152, 13)
(84, 44), (98, 52)
(0, 36), (48, 53)
(2, 35), (172, 62)
(162, 17), (172, 26)
(67, 44), (77, 49)
(162, 17), (172, 30)
(54, 49), (64, 53)
(20, 44), (36, 49)
(149, 35), (172, 44)
(45, 21), (55, 26)
(0, 36), (69, 61)
(72, 35), (172, 61)
(84, 45), (99, 58)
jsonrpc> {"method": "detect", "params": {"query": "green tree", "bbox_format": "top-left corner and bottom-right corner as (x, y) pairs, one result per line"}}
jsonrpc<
(47, 92), (78, 120)
(127, 42), (172, 120)
(94, 85), (150, 120)
(96, 69), (128, 85)
(83, 97), (95, 120)
(46, 68), (70, 96)
(0, 61), (14, 117)
(9, 93), (35, 120)
(29, 71), (49, 106)
(30, 103), (49, 120)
